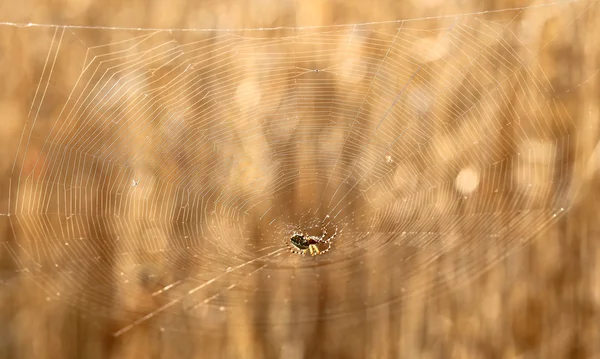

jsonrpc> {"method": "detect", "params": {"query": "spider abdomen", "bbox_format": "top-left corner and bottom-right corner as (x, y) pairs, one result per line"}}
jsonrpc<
(290, 234), (310, 250)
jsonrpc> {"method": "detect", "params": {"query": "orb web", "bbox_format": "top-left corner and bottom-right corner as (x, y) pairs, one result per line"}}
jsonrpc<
(0, 0), (596, 337)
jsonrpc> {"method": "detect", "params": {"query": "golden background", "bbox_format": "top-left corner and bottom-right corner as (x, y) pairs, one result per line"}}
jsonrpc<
(0, 0), (600, 358)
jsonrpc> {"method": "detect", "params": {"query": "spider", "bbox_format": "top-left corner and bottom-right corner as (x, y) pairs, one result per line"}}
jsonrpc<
(287, 223), (337, 256)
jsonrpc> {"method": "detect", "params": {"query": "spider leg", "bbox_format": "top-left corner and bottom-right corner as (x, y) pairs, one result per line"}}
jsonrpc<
(319, 226), (328, 242)
(286, 240), (306, 256)
(313, 225), (337, 255)
(326, 224), (338, 243)
(316, 239), (332, 255)
(290, 248), (306, 256)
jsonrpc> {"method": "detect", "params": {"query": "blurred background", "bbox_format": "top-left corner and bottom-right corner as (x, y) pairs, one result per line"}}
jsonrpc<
(1, 0), (600, 358)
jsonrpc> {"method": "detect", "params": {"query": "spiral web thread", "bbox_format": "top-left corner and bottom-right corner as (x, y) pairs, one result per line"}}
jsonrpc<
(0, 0), (597, 337)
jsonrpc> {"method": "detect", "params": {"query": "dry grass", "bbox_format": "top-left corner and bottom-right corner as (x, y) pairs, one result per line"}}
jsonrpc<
(1, 0), (600, 358)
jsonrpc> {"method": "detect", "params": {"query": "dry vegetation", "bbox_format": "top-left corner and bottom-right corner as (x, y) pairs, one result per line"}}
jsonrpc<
(1, 0), (600, 358)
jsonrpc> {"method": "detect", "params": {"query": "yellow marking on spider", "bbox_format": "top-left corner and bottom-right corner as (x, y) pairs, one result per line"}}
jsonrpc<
(309, 244), (320, 256)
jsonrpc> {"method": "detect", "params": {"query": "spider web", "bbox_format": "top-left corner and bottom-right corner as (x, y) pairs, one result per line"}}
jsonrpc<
(0, 0), (597, 337)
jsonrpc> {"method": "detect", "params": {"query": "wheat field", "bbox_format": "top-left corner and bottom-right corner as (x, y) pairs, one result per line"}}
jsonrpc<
(1, 0), (600, 358)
